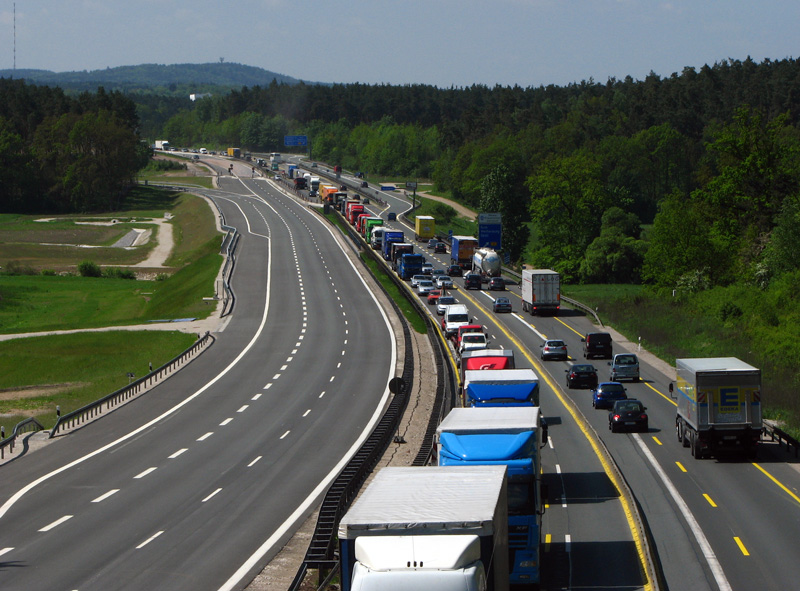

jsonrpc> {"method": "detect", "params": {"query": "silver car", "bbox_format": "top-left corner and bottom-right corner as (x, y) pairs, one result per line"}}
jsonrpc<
(609, 353), (640, 382)
(437, 295), (457, 315)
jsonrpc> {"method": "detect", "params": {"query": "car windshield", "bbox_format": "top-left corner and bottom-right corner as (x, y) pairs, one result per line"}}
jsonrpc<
(463, 334), (485, 343)
(617, 401), (643, 412)
(449, 314), (469, 323)
(439, 297), (455, 305)
(419, 281), (434, 287)
(496, 298), (509, 304)
(547, 341), (565, 347)
(616, 355), (637, 365)
(573, 365), (595, 373)
(602, 384), (625, 394)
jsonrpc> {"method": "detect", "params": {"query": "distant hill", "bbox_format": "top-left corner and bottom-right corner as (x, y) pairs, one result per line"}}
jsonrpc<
(0, 62), (319, 95)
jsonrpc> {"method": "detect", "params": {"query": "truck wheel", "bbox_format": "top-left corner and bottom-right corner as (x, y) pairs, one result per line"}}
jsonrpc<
(690, 432), (701, 459)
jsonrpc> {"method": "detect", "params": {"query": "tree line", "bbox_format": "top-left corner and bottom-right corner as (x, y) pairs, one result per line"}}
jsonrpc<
(156, 57), (800, 290)
(0, 78), (148, 213)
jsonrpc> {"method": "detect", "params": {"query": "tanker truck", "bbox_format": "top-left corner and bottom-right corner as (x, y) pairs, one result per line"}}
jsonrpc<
(472, 248), (501, 278)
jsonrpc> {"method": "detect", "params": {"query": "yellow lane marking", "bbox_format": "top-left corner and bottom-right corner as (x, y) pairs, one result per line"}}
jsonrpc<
(555, 315), (584, 337)
(646, 381), (677, 406)
(676, 462), (687, 473)
(652, 436), (663, 446)
(544, 533), (552, 552)
(734, 537), (750, 556)
(454, 287), (654, 591)
(752, 463), (800, 505)
(703, 494), (717, 508)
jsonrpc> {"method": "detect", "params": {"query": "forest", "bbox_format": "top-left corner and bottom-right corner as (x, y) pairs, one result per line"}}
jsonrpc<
(156, 57), (800, 291)
(0, 79), (148, 213)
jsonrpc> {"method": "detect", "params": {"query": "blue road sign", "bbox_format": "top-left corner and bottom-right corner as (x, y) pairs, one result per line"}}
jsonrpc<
(479, 223), (502, 249)
(284, 135), (308, 146)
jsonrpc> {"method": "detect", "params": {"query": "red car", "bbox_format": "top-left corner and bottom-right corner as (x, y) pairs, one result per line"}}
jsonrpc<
(427, 290), (442, 305)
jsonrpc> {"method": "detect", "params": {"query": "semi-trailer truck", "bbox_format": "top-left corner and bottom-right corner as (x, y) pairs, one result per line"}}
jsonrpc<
(437, 407), (547, 586)
(227, 147), (241, 158)
(464, 369), (540, 408)
(390, 243), (414, 270)
(364, 217), (384, 242)
(459, 349), (516, 387)
(452, 236), (479, 270)
(472, 248), (501, 278)
(398, 253), (425, 280)
(673, 357), (762, 459)
(521, 269), (561, 316)
(415, 215), (436, 242)
(382, 231), (405, 260)
(338, 466), (509, 591)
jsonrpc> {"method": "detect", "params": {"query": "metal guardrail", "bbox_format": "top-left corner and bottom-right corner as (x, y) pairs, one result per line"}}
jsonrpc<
(763, 422), (800, 457)
(207, 194), (239, 317)
(0, 417), (46, 461)
(50, 332), (214, 438)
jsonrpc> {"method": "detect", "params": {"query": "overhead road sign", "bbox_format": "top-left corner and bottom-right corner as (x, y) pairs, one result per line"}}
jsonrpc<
(284, 135), (308, 146)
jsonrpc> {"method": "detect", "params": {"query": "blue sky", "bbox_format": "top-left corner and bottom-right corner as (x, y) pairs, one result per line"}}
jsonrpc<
(1, 1), (797, 87)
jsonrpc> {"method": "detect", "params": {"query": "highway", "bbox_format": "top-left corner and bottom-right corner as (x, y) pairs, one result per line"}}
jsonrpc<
(323, 164), (800, 591)
(0, 163), (396, 590)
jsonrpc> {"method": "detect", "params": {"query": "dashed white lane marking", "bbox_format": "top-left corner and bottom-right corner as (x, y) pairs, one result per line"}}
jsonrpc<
(39, 515), (73, 532)
(136, 531), (164, 549)
(280, 365), (288, 371)
(286, 356), (294, 362)
(272, 374), (281, 380)
(202, 488), (222, 503)
(263, 383), (272, 390)
(303, 410), (311, 417)
(252, 393), (262, 400)
(280, 431), (290, 440)
(319, 391), (326, 398)
(248, 456), (262, 467)
(565, 534), (572, 552)
(337, 362), (342, 369)
(169, 449), (188, 459)
(329, 376), (336, 383)
(92, 489), (119, 503)
(292, 349), (298, 354)
(555, 464), (562, 474)
(220, 418), (234, 426)
(237, 405), (249, 413)
(134, 467), (157, 479)
(197, 432), (213, 441)
(0, 547), (13, 557)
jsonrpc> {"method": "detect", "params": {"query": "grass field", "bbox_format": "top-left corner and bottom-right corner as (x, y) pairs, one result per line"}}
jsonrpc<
(0, 331), (198, 428)
(0, 186), (223, 431)
(403, 194), (478, 237)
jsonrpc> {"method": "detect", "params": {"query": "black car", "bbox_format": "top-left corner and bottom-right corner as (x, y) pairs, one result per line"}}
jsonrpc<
(582, 332), (613, 359)
(360, 181), (368, 187)
(447, 264), (463, 277)
(608, 399), (648, 432)
(488, 276), (505, 291)
(387, 212), (397, 221)
(565, 364), (598, 389)
(592, 382), (627, 409)
(464, 273), (482, 290)
(434, 242), (447, 253)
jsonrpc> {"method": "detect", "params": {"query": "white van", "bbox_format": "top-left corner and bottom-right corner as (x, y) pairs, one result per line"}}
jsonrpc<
(199, 148), (208, 154)
(442, 304), (472, 338)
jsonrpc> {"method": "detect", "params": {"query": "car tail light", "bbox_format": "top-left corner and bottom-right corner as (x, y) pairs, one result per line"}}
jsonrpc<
(569, 372), (576, 378)
(613, 414), (621, 420)
(640, 414), (648, 419)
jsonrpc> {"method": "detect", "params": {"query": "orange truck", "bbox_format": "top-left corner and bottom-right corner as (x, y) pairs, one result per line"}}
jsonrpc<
(320, 185), (338, 203)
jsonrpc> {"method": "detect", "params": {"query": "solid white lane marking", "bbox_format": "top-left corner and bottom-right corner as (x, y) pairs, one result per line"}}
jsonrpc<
(237, 405), (249, 413)
(248, 456), (262, 467)
(220, 418), (233, 426)
(280, 431), (290, 440)
(632, 434), (732, 591)
(92, 489), (119, 503)
(202, 488), (222, 503)
(134, 467), (157, 479)
(513, 313), (547, 339)
(39, 515), (73, 532)
(169, 449), (188, 459)
(136, 531), (164, 549)
(197, 432), (213, 441)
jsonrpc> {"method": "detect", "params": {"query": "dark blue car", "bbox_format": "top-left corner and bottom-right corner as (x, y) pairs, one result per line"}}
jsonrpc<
(592, 382), (627, 409)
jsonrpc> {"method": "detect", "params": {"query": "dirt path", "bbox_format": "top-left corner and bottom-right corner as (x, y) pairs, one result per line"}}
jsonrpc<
(414, 190), (477, 221)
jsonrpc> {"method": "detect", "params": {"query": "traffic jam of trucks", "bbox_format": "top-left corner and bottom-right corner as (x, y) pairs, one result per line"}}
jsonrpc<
(315, 171), (766, 590)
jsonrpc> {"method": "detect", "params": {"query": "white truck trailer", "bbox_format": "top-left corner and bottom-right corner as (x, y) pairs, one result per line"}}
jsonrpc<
(674, 357), (762, 459)
(338, 466), (509, 591)
(521, 269), (560, 316)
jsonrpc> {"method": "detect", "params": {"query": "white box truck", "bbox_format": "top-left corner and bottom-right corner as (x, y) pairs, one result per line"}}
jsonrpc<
(521, 269), (560, 316)
(673, 357), (762, 459)
(338, 465), (509, 591)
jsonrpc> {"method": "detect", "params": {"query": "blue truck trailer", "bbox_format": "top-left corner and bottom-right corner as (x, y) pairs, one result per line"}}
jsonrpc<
(382, 231), (405, 260)
(464, 368), (539, 407)
(437, 407), (547, 586)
